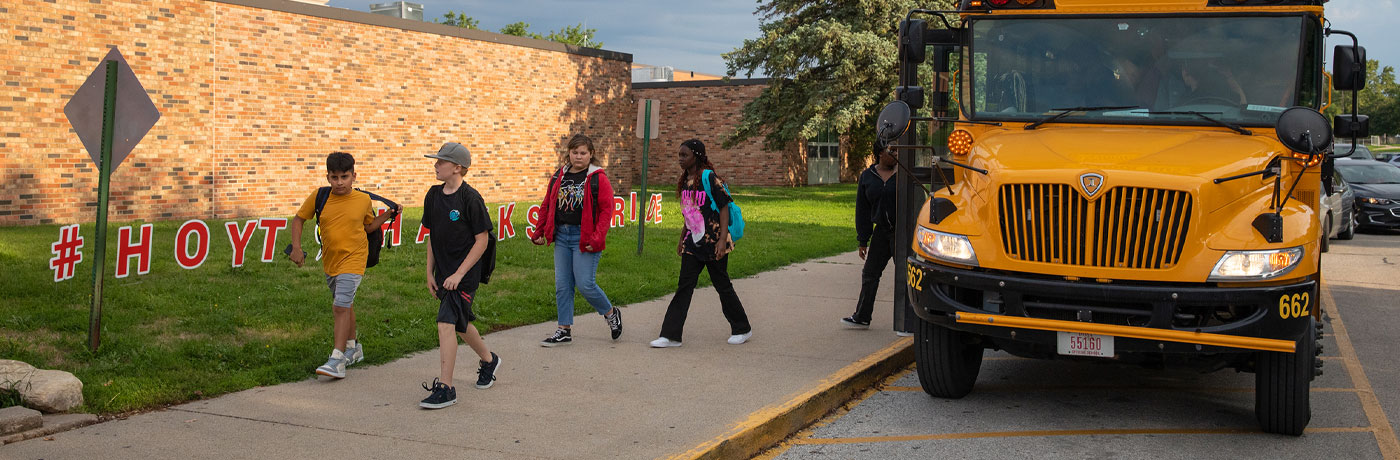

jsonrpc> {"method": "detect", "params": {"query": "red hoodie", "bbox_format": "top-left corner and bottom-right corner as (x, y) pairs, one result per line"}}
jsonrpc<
(529, 165), (614, 252)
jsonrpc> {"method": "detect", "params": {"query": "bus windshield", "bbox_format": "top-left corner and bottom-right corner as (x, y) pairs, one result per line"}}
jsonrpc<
(970, 15), (1314, 127)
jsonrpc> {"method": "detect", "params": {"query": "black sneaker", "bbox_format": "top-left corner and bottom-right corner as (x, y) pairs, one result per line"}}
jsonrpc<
(605, 309), (623, 340)
(419, 378), (456, 409)
(475, 352), (499, 389)
(840, 316), (871, 329)
(541, 328), (572, 347)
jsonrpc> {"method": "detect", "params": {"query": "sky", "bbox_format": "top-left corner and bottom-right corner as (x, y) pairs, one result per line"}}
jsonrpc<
(341, 0), (766, 76)
(333, 0), (1397, 78)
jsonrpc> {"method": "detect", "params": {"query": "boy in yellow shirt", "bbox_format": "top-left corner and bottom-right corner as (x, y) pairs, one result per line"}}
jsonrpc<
(288, 152), (401, 379)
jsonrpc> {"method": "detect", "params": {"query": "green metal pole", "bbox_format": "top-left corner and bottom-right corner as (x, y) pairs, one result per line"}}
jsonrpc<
(636, 99), (651, 256)
(89, 60), (117, 352)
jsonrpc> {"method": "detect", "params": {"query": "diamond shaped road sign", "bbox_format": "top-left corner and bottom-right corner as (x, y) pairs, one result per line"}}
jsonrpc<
(63, 47), (161, 171)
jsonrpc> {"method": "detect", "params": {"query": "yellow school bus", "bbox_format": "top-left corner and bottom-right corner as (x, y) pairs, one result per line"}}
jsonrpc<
(886, 0), (1369, 435)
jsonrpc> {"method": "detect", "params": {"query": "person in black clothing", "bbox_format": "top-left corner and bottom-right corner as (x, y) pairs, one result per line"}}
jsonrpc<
(649, 139), (753, 348)
(418, 142), (500, 409)
(841, 140), (899, 330)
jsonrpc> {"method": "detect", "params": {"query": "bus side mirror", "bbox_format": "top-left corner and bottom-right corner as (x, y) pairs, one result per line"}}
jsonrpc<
(1332, 45), (1367, 91)
(902, 19), (928, 64)
(1334, 114), (1369, 139)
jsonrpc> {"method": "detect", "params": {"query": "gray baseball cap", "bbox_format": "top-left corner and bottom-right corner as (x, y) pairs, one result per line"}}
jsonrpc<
(425, 142), (471, 168)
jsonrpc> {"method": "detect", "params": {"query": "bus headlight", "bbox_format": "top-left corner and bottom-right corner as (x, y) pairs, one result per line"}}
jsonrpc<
(916, 227), (978, 266)
(1208, 247), (1303, 281)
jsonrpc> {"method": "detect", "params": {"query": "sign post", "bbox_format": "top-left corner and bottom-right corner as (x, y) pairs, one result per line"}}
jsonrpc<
(63, 48), (161, 351)
(635, 99), (659, 255)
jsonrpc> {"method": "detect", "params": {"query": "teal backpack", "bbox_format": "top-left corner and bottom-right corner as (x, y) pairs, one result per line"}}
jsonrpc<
(701, 169), (745, 241)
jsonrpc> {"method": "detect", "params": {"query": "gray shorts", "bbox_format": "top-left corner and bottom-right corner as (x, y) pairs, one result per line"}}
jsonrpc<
(325, 273), (363, 308)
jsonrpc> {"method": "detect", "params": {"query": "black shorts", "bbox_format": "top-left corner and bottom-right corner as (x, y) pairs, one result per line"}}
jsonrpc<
(437, 289), (477, 334)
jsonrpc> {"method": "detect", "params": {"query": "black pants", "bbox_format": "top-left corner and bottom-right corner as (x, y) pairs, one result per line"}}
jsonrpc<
(659, 252), (751, 341)
(853, 225), (895, 323)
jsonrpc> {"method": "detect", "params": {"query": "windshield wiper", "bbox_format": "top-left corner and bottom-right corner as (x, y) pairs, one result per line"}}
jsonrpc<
(1146, 111), (1252, 135)
(1024, 106), (1138, 131)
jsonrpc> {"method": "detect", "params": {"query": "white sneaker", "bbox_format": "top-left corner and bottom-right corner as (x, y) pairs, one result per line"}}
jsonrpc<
(649, 337), (682, 348)
(316, 349), (348, 379)
(727, 331), (752, 345)
(345, 340), (364, 366)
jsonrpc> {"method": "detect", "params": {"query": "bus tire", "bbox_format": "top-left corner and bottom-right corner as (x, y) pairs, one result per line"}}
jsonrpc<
(915, 318), (983, 399)
(1255, 316), (1314, 436)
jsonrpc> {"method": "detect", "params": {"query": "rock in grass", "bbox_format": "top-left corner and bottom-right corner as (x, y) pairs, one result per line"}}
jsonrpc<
(0, 360), (84, 414)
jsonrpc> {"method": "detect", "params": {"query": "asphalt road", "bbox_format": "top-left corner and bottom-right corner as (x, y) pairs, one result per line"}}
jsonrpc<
(761, 231), (1400, 460)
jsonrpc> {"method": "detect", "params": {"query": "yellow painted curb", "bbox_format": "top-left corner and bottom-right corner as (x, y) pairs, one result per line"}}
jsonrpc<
(665, 337), (915, 460)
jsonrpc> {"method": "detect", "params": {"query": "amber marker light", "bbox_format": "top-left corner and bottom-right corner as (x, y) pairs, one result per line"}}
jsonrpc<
(1290, 151), (1321, 167)
(948, 129), (974, 156)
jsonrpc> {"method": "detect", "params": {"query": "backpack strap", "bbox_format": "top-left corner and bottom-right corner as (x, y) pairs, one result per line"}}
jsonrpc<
(313, 187), (331, 226)
(702, 169), (722, 212)
(355, 188), (400, 223)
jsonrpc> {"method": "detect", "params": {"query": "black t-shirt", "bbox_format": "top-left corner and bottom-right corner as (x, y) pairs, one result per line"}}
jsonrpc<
(422, 183), (493, 292)
(678, 170), (733, 261)
(555, 169), (588, 226)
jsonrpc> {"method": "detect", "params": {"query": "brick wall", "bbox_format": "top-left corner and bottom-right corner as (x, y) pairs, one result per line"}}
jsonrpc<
(0, 0), (634, 225)
(631, 79), (802, 190)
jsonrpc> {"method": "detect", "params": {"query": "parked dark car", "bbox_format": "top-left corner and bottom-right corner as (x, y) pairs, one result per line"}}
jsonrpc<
(1335, 158), (1400, 231)
(1333, 143), (1375, 161)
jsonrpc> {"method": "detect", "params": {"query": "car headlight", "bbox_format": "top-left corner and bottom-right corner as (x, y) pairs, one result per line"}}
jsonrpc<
(916, 227), (978, 266)
(1360, 197), (1394, 205)
(1208, 247), (1303, 281)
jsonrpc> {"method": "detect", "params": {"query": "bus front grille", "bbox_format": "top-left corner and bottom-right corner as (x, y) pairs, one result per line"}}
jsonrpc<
(998, 184), (1192, 269)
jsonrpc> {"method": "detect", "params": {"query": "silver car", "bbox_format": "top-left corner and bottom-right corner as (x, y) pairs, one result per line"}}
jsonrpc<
(1320, 168), (1356, 252)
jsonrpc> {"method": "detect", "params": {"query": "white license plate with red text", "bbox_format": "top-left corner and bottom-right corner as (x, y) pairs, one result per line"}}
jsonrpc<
(1056, 331), (1114, 358)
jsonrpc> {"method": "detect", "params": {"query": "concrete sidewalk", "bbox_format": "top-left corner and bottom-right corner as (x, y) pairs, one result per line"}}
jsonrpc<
(1, 252), (912, 460)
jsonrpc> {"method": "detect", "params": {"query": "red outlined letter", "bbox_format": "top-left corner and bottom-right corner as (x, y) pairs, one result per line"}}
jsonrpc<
(497, 203), (516, 240)
(257, 218), (288, 263)
(174, 220), (210, 269)
(526, 204), (541, 238)
(415, 224), (430, 244)
(48, 224), (84, 282)
(378, 208), (402, 247)
(225, 220), (258, 267)
(611, 196), (626, 228)
(114, 224), (154, 278)
(629, 191), (638, 222)
(647, 193), (664, 224)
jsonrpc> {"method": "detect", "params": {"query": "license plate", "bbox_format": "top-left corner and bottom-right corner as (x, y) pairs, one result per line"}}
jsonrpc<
(1057, 331), (1114, 358)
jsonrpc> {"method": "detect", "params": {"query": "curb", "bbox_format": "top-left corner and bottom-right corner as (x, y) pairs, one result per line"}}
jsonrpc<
(666, 337), (915, 460)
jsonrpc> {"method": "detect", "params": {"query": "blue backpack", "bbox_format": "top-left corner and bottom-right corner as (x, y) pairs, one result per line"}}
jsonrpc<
(701, 169), (745, 241)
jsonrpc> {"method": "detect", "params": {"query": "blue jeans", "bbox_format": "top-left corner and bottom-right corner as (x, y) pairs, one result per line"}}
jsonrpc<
(554, 225), (613, 326)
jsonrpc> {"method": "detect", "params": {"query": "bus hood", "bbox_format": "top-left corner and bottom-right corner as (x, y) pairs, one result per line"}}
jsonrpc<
(973, 127), (1282, 179)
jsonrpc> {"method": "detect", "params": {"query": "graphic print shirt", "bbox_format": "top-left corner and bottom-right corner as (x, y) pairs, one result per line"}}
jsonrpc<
(555, 169), (588, 226)
(678, 170), (733, 262)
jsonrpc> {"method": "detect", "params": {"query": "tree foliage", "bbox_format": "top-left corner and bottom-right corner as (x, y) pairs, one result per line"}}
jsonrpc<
(499, 21), (544, 40)
(437, 11), (480, 29)
(1327, 59), (1400, 137)
(722, 0), (956, 155)
(547, 23), (604, 49)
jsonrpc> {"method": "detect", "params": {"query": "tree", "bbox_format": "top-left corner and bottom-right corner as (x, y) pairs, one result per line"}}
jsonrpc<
(547, 23), (603, 49)
(499, 22), (543, 40)
(722, 0), (957, 156)
(1327, 59), (1400, 137)
(437, 11), (480, 29)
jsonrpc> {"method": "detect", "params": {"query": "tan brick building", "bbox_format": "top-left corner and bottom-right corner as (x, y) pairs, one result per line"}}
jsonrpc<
(0, 0), (636, 225)
(0, 0), (838, 226)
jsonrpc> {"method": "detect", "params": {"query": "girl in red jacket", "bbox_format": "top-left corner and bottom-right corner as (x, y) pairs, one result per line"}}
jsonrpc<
(530, 134), (622, 346)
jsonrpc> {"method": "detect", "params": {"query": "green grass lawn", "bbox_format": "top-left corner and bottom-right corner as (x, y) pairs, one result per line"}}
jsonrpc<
(0, 184), (857, 414)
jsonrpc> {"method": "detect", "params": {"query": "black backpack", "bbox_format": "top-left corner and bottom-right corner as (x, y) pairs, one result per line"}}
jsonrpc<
(314, 187), (400, 268)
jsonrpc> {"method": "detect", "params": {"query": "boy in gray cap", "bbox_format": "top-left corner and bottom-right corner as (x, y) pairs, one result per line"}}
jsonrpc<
(418, 142), (500, 409)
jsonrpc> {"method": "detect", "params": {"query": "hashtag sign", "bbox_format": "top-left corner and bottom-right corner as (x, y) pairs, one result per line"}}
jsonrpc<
(49, 224), (85, 282)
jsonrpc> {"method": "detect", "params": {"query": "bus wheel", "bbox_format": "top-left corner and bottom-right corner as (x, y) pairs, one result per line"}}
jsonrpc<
(1254, 316), (1314, 436)
(914, 318), (983, 399)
